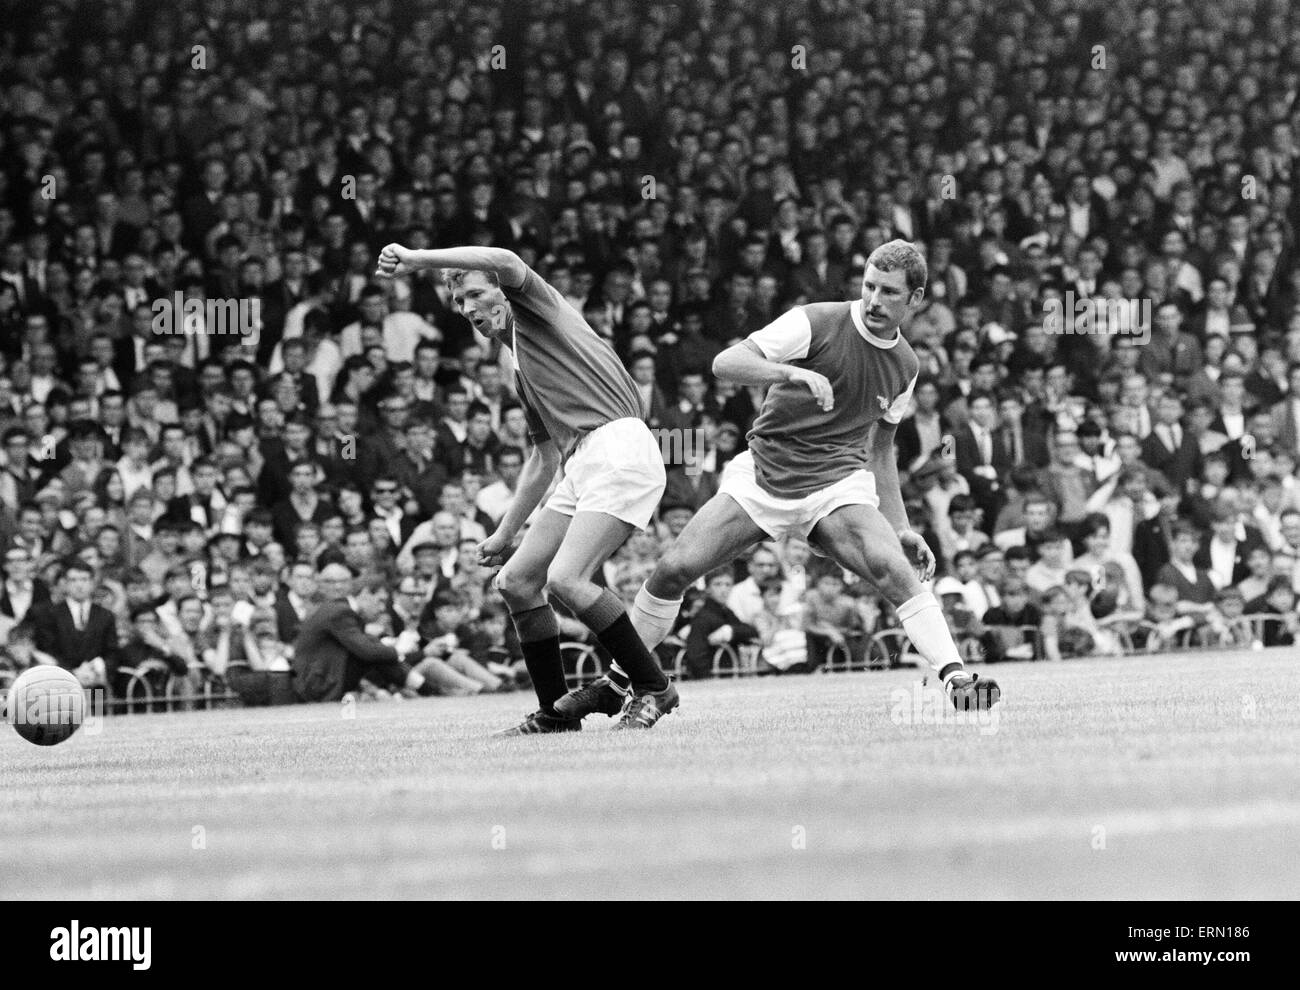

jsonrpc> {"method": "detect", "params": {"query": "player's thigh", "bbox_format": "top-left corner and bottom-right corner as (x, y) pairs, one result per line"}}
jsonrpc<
(547, 510), (637, 584)
(495, 508), (572, 598)
(811, 503), (921, 602)
(654, 493), (769, 588)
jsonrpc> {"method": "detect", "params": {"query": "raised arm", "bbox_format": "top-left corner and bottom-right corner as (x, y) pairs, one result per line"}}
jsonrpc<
(713, 340), (834, 411)
(375, 244), (527, 289)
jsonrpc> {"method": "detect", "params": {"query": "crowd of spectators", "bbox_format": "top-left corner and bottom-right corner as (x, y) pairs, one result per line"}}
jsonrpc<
(3, 0), (1300, 704)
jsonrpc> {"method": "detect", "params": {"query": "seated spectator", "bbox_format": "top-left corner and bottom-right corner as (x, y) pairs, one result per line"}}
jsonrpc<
(1064, 569), (1123, 656)
(1156, 521), (1217, 614)
(726, 544), (785, 624)
(1203, 586), (1255, 649)
(30, 558), (117, 688)
(0, 619), (57, 684)
(980, 580), (1043, 662)
(1142, 582), (1200, 650)
(114, 606), (192, 701)
(1005, 545), (1033, 585)
(936, 493), (989, 566)
(413, 587), (505, 695)
(967, 538), (1003, 592)
(686, 567), (760, 679)
(457, 599), (523, 684)
(1073, 512), (1146, 610)
(655, 501), (696, 545)
(1195, 499), (1268, 590)
(1183, 453), (1233, 530)
(1025, 528), (1071, 594)
(995, 493), (1066, 562)
(166, 594), (212, 708)
(803, 570), (869, 670)
(476, 446), (523, 525)
(291, 565), (437, 703)
(1040, 586), (1096, 660)
(1236, 545), (1275, 603)
(936, 582), (980, 645)
(942, 548), (995, 619)
(0, 544), (51, 632)
(751, 579), (807, 673)
(1243, 575), (1300, 646)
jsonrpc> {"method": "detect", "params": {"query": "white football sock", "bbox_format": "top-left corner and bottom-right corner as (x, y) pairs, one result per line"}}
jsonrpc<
(896, 591), (964, 682)
(630, 582), (684, 649)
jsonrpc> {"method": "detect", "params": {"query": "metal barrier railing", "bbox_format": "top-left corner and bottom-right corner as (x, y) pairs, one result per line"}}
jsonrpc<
(9, 616), (1286, 709)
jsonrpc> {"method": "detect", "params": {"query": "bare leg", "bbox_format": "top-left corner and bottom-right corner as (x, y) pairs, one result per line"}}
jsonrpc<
(445, 650), (504, 691)
(633, 494), (769, 648)
(547, 511), (671, 693)
(494, 508), (572, 612)
(810, 503), (925, 603)
(544, 510), (638, 612)
(494, 508), (572, 710)
(811, 504), (963, 679)
(412, 656), (483, 696)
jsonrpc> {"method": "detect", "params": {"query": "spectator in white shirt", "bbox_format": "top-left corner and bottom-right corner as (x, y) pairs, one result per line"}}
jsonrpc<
(477, 445), (524, 524)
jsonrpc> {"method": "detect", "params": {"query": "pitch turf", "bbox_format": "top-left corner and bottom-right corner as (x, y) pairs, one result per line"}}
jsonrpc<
(2, 648), (1297, 900)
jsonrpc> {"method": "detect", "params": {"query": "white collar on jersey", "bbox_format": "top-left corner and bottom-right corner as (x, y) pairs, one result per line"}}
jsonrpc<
(850, 299), (901, 349)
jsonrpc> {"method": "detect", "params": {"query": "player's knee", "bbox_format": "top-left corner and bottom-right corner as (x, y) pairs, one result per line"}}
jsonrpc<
(495, 563), (543, 603)
(544, 572), (591, 610)
(541, 566), (573, 599)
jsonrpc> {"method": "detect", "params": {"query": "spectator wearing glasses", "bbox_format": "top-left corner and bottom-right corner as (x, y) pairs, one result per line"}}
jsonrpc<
(369, 474), (416, 548)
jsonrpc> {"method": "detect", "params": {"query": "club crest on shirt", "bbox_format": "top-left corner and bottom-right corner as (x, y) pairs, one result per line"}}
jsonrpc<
(877, 395), (890, 411)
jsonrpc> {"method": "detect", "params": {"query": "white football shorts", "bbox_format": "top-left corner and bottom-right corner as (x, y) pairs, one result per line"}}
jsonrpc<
(718, 449), (879, 544)
(545, 417), (666, 530)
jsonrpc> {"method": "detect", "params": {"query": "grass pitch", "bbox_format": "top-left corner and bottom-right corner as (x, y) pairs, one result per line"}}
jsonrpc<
(2, 649), (1297, 900)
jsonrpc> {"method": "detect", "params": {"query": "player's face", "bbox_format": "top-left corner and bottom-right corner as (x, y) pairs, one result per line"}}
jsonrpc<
(859, 264), (920, 336)
(452, 271), (510, 338)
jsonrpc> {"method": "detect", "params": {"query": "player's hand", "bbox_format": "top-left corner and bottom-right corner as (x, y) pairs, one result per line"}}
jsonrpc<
(898, 530), (936, 583)
(477, 530), (512, 567)
(375, 243), (416, 278)
(787, 368), (834, 412)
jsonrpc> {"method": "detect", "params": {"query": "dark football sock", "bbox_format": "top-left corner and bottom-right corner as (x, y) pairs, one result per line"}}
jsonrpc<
(592, 644), (630, 691)
(510, 604), (567, 714)
(578, 590), (669, 694)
